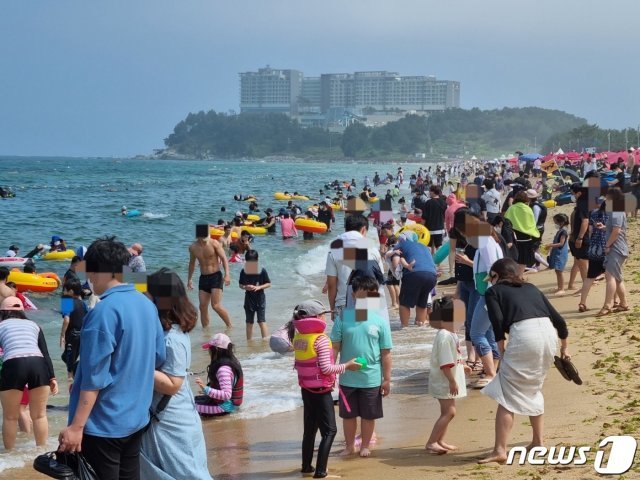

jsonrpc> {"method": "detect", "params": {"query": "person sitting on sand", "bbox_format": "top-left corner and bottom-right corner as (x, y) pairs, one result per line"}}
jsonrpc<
(331, 276), (392, 458)
(425, 298), (471, 454)
(194, 333), (243, 416)
(478, 258), (570, 464)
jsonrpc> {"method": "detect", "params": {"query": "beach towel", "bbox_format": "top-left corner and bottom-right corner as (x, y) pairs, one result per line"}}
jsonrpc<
(481, 317), (557, 416)
(504, 203), (540, 238)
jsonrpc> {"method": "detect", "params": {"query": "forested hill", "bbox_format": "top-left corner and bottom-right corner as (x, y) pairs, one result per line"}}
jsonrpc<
(162, 107), (588, 159)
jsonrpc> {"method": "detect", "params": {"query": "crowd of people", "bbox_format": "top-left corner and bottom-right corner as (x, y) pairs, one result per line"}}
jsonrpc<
(0, 153), (636, 479)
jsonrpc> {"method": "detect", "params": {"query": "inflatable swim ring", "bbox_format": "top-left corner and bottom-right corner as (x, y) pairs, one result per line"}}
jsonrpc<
(292, 195), (310, 201)
(0, 257), (29, 269)
(241, 226), (267, 235)
(246, 214), (260, 222)
(274, 192), (293, 200)
(124, 210), (141, 218)
(209, 227), (239, 241)
(432, 240), (450, 265)
(41, 250), (75, 261)
(368, 196), (379, 203)
(407, 213), (421, 222)
(398, 224), (430, 246)
(8, 269), (60, 293)
(294, 218), (328, 234)
(134, 283), (148, 294)
(543, 199), (557, 209)
(330, 203), (344, 211)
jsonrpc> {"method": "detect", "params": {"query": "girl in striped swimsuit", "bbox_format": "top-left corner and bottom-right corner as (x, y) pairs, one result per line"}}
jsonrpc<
(195, 333), (243, 416)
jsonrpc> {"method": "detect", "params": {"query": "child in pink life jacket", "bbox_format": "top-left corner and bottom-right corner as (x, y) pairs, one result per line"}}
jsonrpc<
(194, 333), (243, 416)
(290, 300), (360, 479)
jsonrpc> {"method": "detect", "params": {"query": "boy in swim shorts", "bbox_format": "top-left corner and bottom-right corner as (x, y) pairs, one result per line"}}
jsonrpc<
(330, 276), (393, 458)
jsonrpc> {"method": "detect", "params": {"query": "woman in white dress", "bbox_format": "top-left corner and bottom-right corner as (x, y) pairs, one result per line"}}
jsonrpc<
(140, 268), (212, 479)
(478, 258), (570, 464)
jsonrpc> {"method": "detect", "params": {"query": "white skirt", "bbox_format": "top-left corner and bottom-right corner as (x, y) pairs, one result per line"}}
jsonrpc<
(481, 317), (558, 416)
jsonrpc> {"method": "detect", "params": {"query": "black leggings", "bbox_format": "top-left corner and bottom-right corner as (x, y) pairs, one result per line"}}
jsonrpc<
(82, 427), (145, 480)
(301, 389), (337, 477)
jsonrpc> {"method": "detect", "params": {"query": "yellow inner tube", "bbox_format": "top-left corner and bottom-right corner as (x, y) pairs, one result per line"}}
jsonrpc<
(42, 250), (75, 261)
(242, 226), (267, 235)
(398, 224), (431, 246)
(368, 196), (379, 203)
(543, 200), (557, 209)
(330, 204), (343, 211)
(274, 192), (292, 200)
(246, 214), (260, 222)
(292, 195), (309, 200)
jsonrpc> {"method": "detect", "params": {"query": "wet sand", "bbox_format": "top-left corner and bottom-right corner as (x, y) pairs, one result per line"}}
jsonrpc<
(12, 205), (640, 479)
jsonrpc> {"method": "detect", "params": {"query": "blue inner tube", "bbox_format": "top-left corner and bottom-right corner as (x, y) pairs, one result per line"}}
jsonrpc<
(125, 210), (141, 217)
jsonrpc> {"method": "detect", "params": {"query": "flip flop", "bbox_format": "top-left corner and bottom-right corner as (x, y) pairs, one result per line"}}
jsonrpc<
(612, 305), (630, 313)
(554, 355), (582, 385)
(554, 356), (572, 381)
(595, 307), (612, 317)
(578, 303), (588, 313)
(471, 378), (492, 389)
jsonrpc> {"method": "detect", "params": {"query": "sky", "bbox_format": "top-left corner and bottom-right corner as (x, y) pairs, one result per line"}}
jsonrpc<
(1, 0), (639, 157)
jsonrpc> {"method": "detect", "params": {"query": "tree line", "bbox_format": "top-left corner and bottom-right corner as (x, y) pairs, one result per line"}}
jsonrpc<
(163, 107), (600, 159)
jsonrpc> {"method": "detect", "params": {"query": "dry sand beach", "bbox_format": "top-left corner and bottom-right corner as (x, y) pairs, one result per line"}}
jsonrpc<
(12, 205), (640, 480)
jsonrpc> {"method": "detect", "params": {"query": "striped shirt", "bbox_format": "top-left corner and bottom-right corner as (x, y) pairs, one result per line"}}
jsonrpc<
(197, 365), (235, 415)
(0, 319), (44, 361)
(314, 335), (346, 376)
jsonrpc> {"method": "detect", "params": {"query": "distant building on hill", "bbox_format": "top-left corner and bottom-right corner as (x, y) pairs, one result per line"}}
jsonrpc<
(239, 67), (460, 129)
(239, 66), (303, 116)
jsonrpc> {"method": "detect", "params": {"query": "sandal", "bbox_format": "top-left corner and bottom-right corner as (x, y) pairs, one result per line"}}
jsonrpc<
(612, 305), (630, 313)
(595, 307), (612, 317)
(472, 378), (492, 389)
(578, 303), (588, 313)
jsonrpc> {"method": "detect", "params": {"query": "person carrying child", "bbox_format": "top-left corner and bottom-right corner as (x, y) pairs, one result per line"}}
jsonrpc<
(331, 276), (393, 458)
(238, 250), (271, 340)
(195, 333), (243, 416)
(425, 297), (471, 454)
(59, 280), (87, 381)
(290, 300), (361, 478)
(544, 213), (570, 295)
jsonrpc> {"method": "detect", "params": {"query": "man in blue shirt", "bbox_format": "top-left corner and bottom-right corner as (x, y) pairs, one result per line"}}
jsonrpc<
(58, 236), (166, 480)
(394, 233), (437, 327)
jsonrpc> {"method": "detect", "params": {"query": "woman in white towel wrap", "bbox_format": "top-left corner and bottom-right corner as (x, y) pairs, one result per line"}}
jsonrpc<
(478, 258), (570, 464)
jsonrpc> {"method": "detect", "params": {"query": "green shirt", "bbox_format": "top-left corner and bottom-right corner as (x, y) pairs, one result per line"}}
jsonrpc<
(330, 309), (392, 388)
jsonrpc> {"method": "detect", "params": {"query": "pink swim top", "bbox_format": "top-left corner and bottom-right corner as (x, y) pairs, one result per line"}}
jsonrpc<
(280, 218), (297, 238)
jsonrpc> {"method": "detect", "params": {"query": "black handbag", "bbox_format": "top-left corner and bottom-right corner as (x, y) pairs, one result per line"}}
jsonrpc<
(33, 451), (97, 480)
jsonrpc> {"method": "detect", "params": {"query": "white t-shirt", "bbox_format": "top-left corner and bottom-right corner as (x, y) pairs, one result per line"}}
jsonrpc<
(4, 250), (16, 258)
(473, 236), (503, 280)
(482, 189), (501, 214)
(325, 230), (385, 309)
(428, 329), (467, 399)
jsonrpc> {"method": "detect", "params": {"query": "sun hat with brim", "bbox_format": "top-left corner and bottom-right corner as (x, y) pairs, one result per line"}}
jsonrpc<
(202, 333), (231, 350)
(525, 189), (539, 199)
(0, 296), (24, 311)
(293, 300), (333, 319)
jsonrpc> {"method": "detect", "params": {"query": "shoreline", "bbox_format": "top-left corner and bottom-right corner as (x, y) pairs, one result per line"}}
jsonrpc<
(10, 206), (640, 479)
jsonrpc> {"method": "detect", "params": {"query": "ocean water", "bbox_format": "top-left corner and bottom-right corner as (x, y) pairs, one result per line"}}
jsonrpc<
(0, 157), (443, 470)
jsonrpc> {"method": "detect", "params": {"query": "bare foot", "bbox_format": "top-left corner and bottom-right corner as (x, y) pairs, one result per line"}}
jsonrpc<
(359, 447), (372, 457)
(478, 452), (507, 464)
(338, 447), (355, 457)
(437, 441), (458, 451)
(425, 443), (448, 455)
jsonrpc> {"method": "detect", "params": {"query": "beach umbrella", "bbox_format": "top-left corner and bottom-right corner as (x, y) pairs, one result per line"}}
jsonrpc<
(520, 153), (543, 161)
(557, 168), (581, 183)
